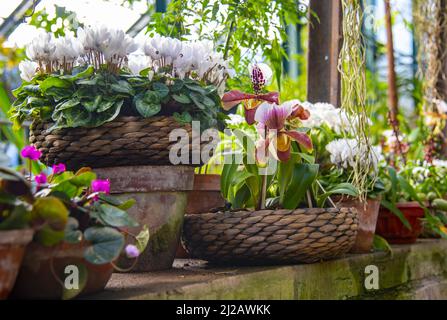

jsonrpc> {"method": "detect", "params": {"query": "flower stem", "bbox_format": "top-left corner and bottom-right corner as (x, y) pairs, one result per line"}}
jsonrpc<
(258, 174), (267, 210)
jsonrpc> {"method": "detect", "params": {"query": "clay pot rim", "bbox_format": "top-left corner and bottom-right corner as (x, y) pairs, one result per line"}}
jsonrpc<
(193, 173), (221, 191)
(395, 201), (427, 209)
(95, 165), (195, 193)
(0, 229), (34, 245)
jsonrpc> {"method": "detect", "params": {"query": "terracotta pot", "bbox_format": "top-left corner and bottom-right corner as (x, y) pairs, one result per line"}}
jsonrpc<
(12, 241), (113, 299)
(335, 197), (381, 253)
(0, 229), (34, 299)
(176, 174), (225, 259)
(376, 201), (425, 244)
(96, 165), (195, 271)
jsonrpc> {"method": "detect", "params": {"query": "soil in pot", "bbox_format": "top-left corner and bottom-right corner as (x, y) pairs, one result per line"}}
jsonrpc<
(376, 202), (425, 244)
(335, 197), (381, 253)
(12, 241), (113, 299)
(177, 174), (225, 259)
(95, 165), (195, 271)
(0, 229), (34, 300)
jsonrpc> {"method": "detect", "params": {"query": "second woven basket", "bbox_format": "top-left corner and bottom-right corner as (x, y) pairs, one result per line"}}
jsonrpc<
(182, 207), (358, 265)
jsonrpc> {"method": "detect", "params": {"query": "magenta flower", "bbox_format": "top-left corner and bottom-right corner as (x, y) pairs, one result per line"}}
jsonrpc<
(52, 163), (66, 175)
(125, 244), (140, 258)
(35, 173), (47, 185)
(91, 179), (110, 194)
(254, 102), (313, 162)
(20, 145), (41, 161)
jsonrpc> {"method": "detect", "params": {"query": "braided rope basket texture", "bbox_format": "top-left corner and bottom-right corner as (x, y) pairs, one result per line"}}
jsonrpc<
(182, 207), (358, 265)
(29, 116), (207, 170)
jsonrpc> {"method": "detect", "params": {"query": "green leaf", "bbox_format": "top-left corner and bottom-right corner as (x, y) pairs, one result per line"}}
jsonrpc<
(98, 194), (136, 210)
(278, 158), (294, 204)
(40, 77), (71, 92)
(82, 95), (102, 112)
(110, 80), (134, 95)
(135, 225), (149, 253)
(84, 227), (125, 264)
(221, 159), (239, 200)
(61, 66), (94, 82)
(189, 92), (206, 109)
(173, 111), (192, 123)
(170, 79), (184, 92)
(97, 99), (116, 113)
(282, 163), (319, 209)
(373, 234), (393, 255)
(64, 217), (82, 244)
(32, 197), (69, 231)
(134, 92), (161, 117)
(62, 263), (88, 300)
(184, 83), (207, 95)
(152, 82), (169, 98)
(0, 205), (30, 231)
(70, 171), (97, 187)
(172, 93), (191, 104)
(381, 199), (412, 230)
(35, 225), (65, 246)
(97, 204), (139, 228)
(56, 98), (80, 111)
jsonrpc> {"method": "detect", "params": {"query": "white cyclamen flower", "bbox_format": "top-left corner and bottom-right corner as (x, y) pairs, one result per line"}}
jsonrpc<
(127, 54), (151, 75)
(54, 34), (84, 64)
(25, 32), (56, 63)
(77, 26), (137, 61)
(434, 99), (447, 114)
(18, 60), (38, 82)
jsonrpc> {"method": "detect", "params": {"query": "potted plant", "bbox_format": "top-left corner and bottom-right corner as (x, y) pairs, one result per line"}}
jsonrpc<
(10, 27), (231, 271)
(377, 162), (447, 244)
(182, 66), (359, 264)
(308, 107), (385, 253)
(1, 146), (148, 299)
(10, 28), (229, 169)
(0, 167), (34, 299)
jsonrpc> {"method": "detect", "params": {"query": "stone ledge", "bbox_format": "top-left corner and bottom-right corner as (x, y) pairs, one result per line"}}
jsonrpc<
(89, 239), (447, 300)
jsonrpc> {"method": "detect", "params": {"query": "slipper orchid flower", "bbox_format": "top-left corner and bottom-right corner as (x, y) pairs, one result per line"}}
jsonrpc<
(255, 102), (313, 162)
(222, 63), (279, 125)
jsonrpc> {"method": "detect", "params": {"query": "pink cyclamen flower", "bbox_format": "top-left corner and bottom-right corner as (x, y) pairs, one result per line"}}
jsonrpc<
(91, 179), (110, 194)
(35, 173), (47, 185)
(125, 244), (140, 258)
(52, 163), (66, 175)
(20, 145), (41, 161)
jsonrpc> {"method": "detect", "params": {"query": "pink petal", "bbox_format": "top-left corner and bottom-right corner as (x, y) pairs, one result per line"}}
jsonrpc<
(285, 131), (313, 151)
(277, 148), (291, 162)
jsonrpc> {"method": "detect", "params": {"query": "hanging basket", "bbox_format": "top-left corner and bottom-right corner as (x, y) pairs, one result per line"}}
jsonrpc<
(29, 116), (206, 170)
(182, 207), (358, 265)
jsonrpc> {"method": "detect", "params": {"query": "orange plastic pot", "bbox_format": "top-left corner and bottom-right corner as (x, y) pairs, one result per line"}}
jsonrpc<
(376, 202), (425, 244)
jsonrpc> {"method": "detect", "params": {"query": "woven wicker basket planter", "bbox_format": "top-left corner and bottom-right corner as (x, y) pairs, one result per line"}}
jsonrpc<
(182, 207), (358, 265)
(29, 116), (206, 170)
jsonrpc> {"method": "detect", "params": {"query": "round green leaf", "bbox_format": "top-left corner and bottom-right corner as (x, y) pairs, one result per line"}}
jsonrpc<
(84, 227), (125, 264)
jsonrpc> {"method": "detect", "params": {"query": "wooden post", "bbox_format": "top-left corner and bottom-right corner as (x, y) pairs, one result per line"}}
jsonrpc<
(384, 0), (399, 122)
(307, 0), (343, 107)
(438, 0), (447, 100)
